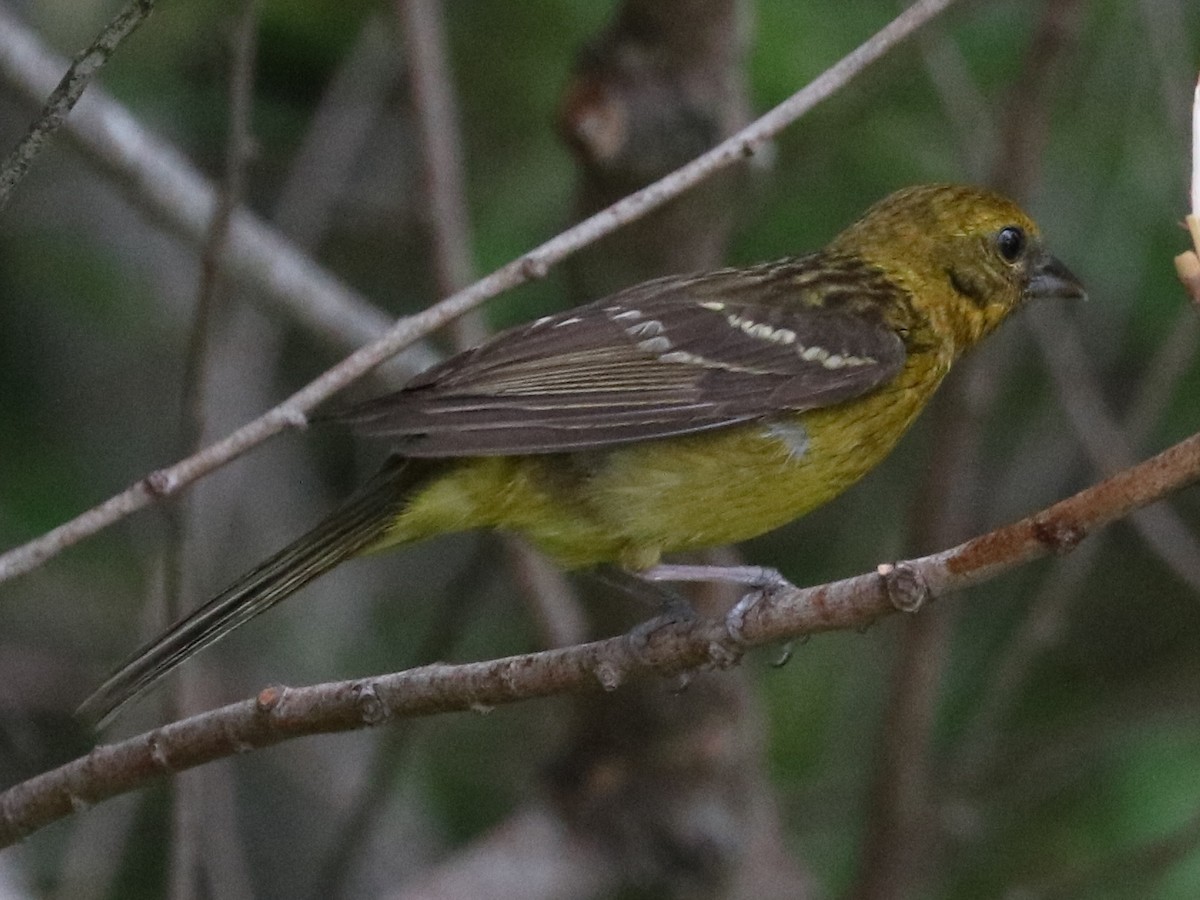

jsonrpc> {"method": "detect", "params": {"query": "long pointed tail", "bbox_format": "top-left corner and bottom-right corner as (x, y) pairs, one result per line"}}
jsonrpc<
(78, 456), (443, 727)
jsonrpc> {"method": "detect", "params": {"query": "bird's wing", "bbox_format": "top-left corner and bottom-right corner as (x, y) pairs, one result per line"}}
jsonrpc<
(331, 257), (908, 455)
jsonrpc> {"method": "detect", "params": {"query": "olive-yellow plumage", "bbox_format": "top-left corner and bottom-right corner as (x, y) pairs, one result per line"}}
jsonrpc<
(80, 183), (1084, 724)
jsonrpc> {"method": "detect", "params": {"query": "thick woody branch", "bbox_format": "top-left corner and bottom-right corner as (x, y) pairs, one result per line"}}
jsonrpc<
(1, 425), (1196, 847)
(0, 0), (961, 586)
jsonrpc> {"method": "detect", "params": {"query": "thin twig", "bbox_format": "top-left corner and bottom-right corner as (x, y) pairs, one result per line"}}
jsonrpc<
(0, 6), (399, 353)
(173, 16), (401, 897)
(0, 424), (1197, 846)
(0, 0), (157, 210)
(0, 0), (963, 586)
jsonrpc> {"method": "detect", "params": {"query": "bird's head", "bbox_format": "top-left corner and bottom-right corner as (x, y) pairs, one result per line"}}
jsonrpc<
(828, 183), (1085, 352)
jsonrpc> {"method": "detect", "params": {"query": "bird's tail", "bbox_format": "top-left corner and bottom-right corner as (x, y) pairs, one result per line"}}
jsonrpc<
(78, 456), (446, 728)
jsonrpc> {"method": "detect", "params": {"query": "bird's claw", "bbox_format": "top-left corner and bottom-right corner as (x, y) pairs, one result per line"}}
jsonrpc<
(625, 597), (698, 665)
(721, 566), (790, 645)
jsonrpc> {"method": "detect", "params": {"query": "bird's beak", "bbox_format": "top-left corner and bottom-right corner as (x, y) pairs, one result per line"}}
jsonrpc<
(1027, 249), (1087, 302)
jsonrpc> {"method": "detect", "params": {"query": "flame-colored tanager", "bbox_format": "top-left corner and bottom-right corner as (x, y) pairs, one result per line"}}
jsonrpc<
(81, 183), (1085, 723)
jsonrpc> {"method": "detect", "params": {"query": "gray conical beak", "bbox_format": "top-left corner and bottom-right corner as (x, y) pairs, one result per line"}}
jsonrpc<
(1027, 250), (1087, 302)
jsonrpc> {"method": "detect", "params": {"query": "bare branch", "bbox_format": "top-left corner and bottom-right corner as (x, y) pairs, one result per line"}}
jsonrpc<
(0, 0), (963, 585)
(0, 6), (396, 351)
(1, 423), (1196, 846)
(0, 0), (157, 210)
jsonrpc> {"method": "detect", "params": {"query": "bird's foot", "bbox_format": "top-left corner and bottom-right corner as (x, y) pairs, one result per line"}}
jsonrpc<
(624, 595), (699, 665)
(640, 563), (793, 651)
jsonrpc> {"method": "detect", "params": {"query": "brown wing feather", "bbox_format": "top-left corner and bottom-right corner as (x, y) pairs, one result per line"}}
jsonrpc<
(330, 255), (908, 455)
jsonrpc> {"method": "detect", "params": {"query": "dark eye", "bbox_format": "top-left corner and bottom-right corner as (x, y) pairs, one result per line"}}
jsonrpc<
(996, 226), (1026, 263)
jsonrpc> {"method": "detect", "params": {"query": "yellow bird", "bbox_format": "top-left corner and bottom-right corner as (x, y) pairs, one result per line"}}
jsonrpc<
(80, 183), (1084, 724)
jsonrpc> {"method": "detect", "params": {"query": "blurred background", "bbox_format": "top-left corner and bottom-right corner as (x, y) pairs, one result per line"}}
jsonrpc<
(1, 0), (1199, 897)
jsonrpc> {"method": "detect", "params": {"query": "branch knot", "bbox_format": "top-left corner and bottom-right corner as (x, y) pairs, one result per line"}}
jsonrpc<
(877, 562), (930, 613)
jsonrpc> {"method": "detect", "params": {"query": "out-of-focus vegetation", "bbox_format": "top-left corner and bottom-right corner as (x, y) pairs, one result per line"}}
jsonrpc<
(0, 0), (1199, 897)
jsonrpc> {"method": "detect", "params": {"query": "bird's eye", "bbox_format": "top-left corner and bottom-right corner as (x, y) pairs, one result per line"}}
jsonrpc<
(996, 226), (1026, 263)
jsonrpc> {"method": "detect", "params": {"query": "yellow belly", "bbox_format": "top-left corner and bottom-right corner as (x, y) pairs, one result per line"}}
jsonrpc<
(389, 358), (947, 570)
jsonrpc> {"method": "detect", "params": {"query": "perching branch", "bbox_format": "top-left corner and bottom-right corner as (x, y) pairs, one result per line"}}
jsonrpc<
(0, 0), (962, 587)
(1, 424), (1197, 847)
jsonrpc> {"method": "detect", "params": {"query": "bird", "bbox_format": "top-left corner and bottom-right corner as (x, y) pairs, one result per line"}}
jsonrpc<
(79, 183), (1085, 725)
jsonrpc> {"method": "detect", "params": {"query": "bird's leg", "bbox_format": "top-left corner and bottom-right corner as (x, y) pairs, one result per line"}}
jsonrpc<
(587, 565), (697, 619)
(586, 567), (699, 671)
(639, 563), (789, 590)
(640, 563), (796, 647)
